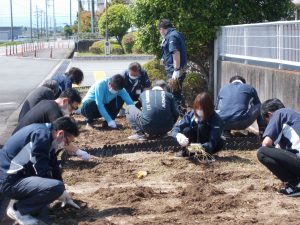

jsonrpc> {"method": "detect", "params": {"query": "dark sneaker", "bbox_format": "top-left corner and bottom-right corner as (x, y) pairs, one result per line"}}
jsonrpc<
(175, 150), (189, 158)
(278, 184), (300, 197)
(102, 121), (108, 128)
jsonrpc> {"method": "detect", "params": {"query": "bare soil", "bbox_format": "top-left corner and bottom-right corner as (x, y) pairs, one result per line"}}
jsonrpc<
(49, 116), (300, 225)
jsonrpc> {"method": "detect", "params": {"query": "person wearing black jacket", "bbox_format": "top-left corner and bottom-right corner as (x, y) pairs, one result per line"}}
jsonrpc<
(18, 80), (59, 121)
(172, 92), (224, 156)
(0, 117), (80, 225)
(126, 80), (179, 141)
(13, 89), (90, 162)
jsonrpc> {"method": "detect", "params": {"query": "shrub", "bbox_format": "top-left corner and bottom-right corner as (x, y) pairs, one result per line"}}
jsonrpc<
(122, 32), (136, 54)
(143, 59), (167, 81)
(110, 43), (124, 54)
(132, 42), (144, 54)
(182, 72), (207, 107)
(89, 40), (124, 55)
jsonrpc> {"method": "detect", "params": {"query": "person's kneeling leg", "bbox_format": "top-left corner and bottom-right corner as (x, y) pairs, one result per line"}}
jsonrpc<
(10, 177), (64, 217)
(81, 100), (101, 124)
(125, 105), (145, 140)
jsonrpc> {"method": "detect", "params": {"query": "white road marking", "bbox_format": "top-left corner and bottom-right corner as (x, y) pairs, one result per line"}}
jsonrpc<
(0, 102), (17, 106)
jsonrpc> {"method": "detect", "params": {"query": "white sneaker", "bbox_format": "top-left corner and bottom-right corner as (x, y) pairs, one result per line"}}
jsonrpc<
(7, 203), (39, 225)
(128, 133), (146, 141)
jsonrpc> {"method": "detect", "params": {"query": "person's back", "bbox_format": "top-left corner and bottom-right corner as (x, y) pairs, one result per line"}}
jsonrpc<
(217, 81), (260, 121)
(52, 74), (72, 93)
(18, 86), (55, 121)
(264, 108), (300, 151)
(0, 123), (53, 180)
(140, 88), (179, 134)
(13, 100), (62, 134)
(52, 67), (84, 96)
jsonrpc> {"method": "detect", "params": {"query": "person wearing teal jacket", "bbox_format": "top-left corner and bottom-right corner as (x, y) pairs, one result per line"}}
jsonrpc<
(81, 74), (134, 129)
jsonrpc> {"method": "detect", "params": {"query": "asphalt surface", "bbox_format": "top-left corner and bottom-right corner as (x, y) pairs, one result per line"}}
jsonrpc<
(0, 57), (61, 145)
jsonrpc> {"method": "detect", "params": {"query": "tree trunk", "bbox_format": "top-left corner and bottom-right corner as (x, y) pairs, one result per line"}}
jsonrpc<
(207, 40), (215, 98)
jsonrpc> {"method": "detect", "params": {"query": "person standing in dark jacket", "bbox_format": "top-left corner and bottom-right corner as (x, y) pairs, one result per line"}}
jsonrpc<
(159, 19), (187, 115)
(52, 67), (84, 97)
(121, 62), (151, 109)
(18, 80), (60, 121)
(126, 80), (179, 141)
(172, 92), (224, 156)
(216, 75), (265, 132)
(0, 117), (80, 225)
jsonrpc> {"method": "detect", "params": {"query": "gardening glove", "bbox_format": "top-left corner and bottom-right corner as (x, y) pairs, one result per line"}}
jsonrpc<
(58, 191), (80, 209)
(172, 70), (180, 79)
(76, 149), (91, 161)
(108, 120), (117, 128)
(176, 133), (189, 147)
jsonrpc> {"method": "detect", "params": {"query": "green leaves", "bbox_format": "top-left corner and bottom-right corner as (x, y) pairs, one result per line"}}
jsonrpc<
(131, 0), (294, 81)
(98, 4), (131, 44)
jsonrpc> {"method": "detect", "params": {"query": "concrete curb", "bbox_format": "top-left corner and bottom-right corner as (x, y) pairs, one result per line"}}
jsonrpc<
(72, 53), (155, 61)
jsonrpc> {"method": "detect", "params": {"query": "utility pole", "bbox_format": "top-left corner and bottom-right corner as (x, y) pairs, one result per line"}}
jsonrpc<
(91, 0), (95, 33)
(78, 0), (81, 33)
(30, 0), (33, 41)
(52, 0), (56, 39)
(35, 6), (39, 40)
(10, 0), (14, 41)
(105, 0), (108, 41)
(70, 0), (72, 25)
(45, 0), (49, 41)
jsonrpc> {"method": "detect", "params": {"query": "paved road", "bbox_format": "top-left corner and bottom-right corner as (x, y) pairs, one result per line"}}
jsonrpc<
(0, 40), (74, 57)
(0, 57), (61, 145)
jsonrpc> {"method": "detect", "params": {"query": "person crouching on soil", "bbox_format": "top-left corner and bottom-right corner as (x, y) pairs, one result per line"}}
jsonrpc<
(125, 80), (179, 141)
(0, 117), (80, 225)
(172, 92), (224, 157)
(257, 98), (300, 197)
(80, 74), (134, 129)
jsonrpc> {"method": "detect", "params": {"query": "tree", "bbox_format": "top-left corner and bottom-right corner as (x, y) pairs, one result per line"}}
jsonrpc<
(132, 0), (295, 93)
(98, 4), (131, 45)
(64, 25), (73, 37)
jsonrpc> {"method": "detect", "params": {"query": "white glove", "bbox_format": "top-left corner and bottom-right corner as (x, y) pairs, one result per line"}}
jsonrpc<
(172, 70), (180, 79)
(76, 149), (91, 161)
(58, 191), (80, 209)
(108, 120), (117, 128)
(176, 133), (189, 147)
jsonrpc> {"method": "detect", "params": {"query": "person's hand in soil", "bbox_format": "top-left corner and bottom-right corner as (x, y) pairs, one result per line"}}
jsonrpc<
(76, 149), (91, 161)
(58, 191), (80, 209)
(108, 120), (117, 129)
(65, 144), (91, 161)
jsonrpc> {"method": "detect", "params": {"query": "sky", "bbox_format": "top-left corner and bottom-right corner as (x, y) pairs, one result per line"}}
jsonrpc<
(0, 0), (93, 28)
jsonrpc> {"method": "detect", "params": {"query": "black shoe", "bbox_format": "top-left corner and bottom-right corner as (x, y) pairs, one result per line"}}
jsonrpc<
(278, 183), (300, 197)
(175, 150), (189, 158)
(102, 121), (108, 128)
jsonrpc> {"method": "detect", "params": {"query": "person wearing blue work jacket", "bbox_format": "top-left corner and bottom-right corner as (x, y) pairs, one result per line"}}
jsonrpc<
(0, 117), (80, 225)
(216, 75), (265, 134)
(172, 92), (224, 157)
(121, 62), (151, 109)
(81, 74), (134, 129)
(52, 67), (84, 97)
(159, 19), (187, 116)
